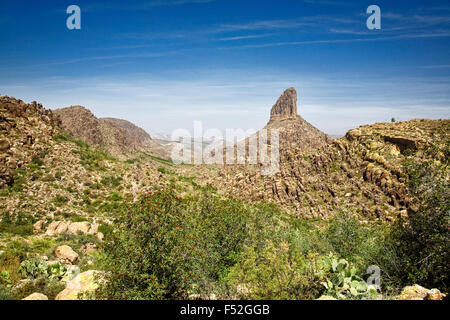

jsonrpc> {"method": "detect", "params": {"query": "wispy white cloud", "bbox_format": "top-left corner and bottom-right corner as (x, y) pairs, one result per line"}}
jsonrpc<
(110, 9), (450, 51)
(219, 31), (450, 49)
(218, 34), (273, 41)
(0, 51), (184, 71)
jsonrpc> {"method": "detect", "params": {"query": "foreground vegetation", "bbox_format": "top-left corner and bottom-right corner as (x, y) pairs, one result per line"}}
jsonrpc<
(0, 126), (448, 300)
(95, 154), (448, 300)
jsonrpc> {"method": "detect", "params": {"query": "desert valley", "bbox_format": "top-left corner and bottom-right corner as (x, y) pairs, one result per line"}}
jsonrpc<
(0, 88), (448, 300)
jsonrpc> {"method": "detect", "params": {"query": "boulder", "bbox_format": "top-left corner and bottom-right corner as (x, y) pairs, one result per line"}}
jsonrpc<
(22, 292), (48, 300)
(316, 295), (337, 300)
(45, 221), (60, 236)
(55, 245), (79, 265)
(68, 221), (91, 235)
(397, 284), (446, 300)
(33, 220), (45, 234)
(55, 270), (101, 300)
(45, 221), (98, 237)
(0, 139), (10, 152)
(55, 221), (70, 234)
(45, 221), (69, 236)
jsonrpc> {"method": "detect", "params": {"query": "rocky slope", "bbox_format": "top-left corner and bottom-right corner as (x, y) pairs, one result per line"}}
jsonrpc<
(0, 96), (61, 189)
(0, 95), (187, 300)
(1, 96), (173, 224)
(53, 106), (169, 159)
(265, 87), (330, 152)
(185, 88), (449, 222)
(223, 88), (330, 167)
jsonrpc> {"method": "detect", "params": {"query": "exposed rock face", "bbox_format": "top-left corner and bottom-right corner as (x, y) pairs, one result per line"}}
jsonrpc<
(225, 87), (330, 165)
(101, 117), (152, 144)
(54, 106), (169, 159)
(68, 221), (92, 235)
(33, 220), (45, 234)
(269, 87), (298, 121)
(54, 106), (103, 146)
(44, 221), (99, 237)
(81, 243), (97, 254)
(265, 87), (330, 152)
(46, 221), (69, 236)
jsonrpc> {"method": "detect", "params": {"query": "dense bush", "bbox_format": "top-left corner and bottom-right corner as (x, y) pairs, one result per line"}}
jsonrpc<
(97, 187), (287, 299)
(226, 241), (326, 300)
(0, 285), (14, 300)
(0, 255), (66, 300)
(97, 188), (205, 299)
(384, 154), (449, 292)
(324, 212), (387, 271)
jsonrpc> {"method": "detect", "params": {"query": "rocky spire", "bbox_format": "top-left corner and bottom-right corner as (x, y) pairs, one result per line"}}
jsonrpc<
(270, 87), (298, 121)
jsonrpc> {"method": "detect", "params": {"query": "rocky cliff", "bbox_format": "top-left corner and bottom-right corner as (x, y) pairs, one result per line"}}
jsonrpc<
(269, 87), (298, 121)
(265, 87), (330, 152)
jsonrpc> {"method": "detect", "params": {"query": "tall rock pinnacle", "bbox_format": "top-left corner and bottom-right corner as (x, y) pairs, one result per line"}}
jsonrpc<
(270, 87), (298, 121)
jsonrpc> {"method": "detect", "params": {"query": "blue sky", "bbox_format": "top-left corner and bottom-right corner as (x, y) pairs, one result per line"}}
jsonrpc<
(0, 0), (449, 135)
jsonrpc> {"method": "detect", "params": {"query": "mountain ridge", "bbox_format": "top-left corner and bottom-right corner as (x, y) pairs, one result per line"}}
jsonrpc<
(53, 106), (169, 159)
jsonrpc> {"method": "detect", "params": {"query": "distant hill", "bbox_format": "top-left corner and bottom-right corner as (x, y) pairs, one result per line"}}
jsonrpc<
(53, 106), (169, 159)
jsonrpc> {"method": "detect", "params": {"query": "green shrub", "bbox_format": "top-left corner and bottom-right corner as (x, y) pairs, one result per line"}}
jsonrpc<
(97, 187), (275, 299)
(0, 270), (11, 285)
(100, 175), (122, 188)
(10, 169), (27, 192)
(384, 154), (449, 292)
(12, 278), (65, 300)
(18, 258), (68, 281)
(157, 167), (166, 174)
(0, 285), (14, 300)
(324, 211), (387, 270)
(18, 259), (49, 279)
(0, 212), (34, 236)
(321, 254), (378, 300)
(98, 224), (113, 237)
(97, 188), (202, 299)
(52, 195), (69, 206)
(226, 241), (326, 300)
